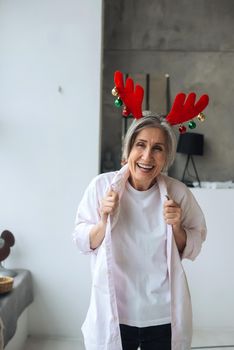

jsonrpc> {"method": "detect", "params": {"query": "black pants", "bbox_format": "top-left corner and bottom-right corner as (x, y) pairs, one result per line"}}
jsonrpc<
(119, 323), (171, 350)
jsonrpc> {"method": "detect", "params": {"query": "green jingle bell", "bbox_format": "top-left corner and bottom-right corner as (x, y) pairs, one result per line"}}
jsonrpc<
(188, 121), (196, 129)
(115, 97), (123, 107)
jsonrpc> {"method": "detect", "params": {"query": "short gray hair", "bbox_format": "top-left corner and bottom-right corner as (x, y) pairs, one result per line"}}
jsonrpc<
(122, 112), (177, 172)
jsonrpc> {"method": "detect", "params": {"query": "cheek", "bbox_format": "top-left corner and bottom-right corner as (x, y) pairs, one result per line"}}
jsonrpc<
(128, 156), (136, 170)
(155, 153), (167, 167)
(160, 153), (166, 161)
(128, 149), (139, 163)
(160, 154), (167, 168)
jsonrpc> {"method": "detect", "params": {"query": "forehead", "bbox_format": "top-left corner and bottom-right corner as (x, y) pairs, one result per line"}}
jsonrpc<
(135, 127), (166, 142)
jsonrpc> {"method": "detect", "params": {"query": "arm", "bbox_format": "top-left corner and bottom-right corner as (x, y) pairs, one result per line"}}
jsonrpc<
(172, 224), (187, 254)
(180, 189), (207, 260)
(89, 189), (119, 249)
(164, 185), (207, 260)
(73, 178), (119, 253)
(73, 178), (100, 254)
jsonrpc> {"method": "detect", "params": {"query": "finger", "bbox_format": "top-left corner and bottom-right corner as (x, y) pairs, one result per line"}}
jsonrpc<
(103, 206), (114, 213)
(104, 195), (119, 206)
(106, 188), (113, 196)
(102, 189), (119, 215)
(102, 196), (119, 208)
(164, 209), (181, 218)
(109, 191), (119, 204)
(101, 204), (114, 215)
(102, 203), (118, 216)
(164, 199), (179, 208)
(164, 214), (180, 223)
(165, 213), (180, 220)
(102, 199), (116, 209)
(106, 187), (118, 196)
(109, 190), (118, 198)
(164, 210), (181, 223)
(164, 207), (180, 214)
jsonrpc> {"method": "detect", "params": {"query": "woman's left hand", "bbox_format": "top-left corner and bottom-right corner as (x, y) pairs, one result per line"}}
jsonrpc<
(163, 198), (182, 228)
(164, 198), (186, 253)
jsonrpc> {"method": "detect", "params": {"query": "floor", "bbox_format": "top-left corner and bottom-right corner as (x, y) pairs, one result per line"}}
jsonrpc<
(23, 333), (234, 350)
(24, 337), (82, 350)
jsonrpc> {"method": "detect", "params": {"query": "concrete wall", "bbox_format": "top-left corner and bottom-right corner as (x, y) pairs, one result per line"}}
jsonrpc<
(0, 0), (102, 342)
(101, 0), (234, 182)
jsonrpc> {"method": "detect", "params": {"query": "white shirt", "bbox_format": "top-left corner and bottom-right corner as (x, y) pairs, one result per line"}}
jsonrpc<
(112, 181), (171, 327)
(73, 165), (207, 350)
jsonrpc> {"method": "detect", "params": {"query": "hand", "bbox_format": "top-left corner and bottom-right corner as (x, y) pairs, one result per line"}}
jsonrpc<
(100, 189), (119, 223)
(164, 197), (187, 253)
(163, 198), (182, 228)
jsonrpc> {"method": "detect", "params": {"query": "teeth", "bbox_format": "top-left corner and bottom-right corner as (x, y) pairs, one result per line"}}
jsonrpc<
(137, 163), (154, 170)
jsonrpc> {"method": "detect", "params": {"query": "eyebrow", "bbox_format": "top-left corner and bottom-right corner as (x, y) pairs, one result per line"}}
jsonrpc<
(136, 138), (165, 146)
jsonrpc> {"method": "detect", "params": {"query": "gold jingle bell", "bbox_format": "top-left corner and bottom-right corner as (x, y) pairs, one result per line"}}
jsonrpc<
(112, 86), (119, 96)
(197, 112), (206, 122)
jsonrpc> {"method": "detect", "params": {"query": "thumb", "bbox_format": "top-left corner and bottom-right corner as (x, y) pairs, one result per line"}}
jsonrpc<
(106, 187), (114, 196)
(106, 186), (118, 197)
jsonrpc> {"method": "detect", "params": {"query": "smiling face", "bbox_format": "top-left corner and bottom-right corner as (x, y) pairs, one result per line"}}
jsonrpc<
(127, 127), (167, 191)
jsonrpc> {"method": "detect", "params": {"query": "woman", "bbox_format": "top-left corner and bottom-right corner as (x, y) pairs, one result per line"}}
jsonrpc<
(73, 114), (206, 350)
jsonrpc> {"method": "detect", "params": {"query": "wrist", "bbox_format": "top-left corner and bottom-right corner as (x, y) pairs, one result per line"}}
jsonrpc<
(98, 219), (107, 230)
(100, 213), (108, 225)
(172, 222), (183, 233)
(90, 220), (106, 250)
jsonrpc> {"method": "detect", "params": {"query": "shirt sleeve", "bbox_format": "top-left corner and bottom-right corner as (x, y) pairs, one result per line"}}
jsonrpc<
(73, 178), (101, 255)
(180, 187), (207, 261)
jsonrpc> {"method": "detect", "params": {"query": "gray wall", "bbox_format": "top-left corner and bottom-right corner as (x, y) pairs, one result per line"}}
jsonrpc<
(101, 0), (234, 182)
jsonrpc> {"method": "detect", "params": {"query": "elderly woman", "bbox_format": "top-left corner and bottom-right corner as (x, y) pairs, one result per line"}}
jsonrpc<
(73, 114), (206, 350)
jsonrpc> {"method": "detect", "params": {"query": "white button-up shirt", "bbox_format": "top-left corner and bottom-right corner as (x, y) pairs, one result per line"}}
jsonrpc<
(73, 164), (207, 350)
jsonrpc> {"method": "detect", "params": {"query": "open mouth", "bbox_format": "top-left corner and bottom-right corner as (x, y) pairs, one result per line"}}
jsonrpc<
(137, 163), (154, 171)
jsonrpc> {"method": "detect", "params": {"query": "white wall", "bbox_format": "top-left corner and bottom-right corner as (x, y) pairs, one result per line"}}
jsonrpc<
(0, 0), (102, 341)
(184, 189), (234, 334)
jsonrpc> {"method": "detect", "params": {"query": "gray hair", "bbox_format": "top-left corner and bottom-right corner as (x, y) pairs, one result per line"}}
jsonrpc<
(122, 111), (177, 172)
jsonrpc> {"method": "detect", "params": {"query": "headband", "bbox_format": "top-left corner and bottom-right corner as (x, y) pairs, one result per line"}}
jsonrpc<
(112, 70), (209, 133)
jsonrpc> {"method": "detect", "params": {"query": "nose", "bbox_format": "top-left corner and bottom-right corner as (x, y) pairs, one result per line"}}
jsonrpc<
(142, 147), (152, 160)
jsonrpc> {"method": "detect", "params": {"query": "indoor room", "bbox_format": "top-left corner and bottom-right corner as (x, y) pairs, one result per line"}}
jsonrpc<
(1, 1), (233, 349)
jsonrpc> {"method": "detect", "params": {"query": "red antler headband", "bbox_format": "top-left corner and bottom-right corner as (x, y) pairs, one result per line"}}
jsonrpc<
(112, 70), (144, 119)
(112, 70), (209, 133)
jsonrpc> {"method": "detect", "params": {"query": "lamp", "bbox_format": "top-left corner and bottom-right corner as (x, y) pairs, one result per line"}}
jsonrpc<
(177, 132), (204, 187)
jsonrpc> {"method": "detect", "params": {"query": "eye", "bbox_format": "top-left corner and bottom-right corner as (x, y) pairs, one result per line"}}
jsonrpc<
(152, 145), (163, 152)
(135, 142), (145, 148)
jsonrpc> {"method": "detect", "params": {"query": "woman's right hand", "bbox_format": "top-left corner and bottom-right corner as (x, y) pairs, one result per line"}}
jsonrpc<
(100, 188), (119, 223)
(89, 189), (119, 250)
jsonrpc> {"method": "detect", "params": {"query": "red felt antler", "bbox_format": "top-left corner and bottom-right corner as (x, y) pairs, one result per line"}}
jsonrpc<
(114, 71), (144, 119)
(166, 92), (209, 125)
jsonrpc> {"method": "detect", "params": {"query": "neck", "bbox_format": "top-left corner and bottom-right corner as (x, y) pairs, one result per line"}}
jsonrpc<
(128, 176), (157, 191)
